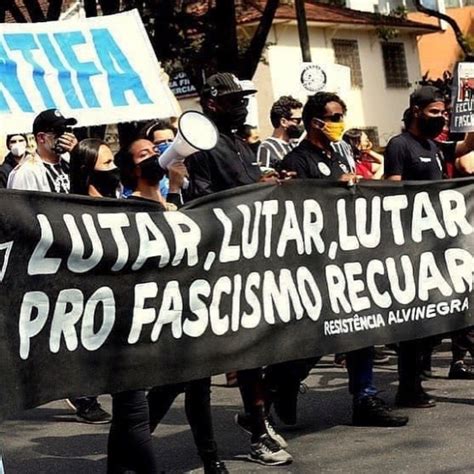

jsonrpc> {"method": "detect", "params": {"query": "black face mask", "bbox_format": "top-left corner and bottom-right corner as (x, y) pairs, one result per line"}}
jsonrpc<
(248, 140), (261, 155)
(89, 168), (121, 198)
(138, 155), (165, 184)
(287, 124), (304, 139)
(212, 103), (248, 131)
(418, 115), (445, 139)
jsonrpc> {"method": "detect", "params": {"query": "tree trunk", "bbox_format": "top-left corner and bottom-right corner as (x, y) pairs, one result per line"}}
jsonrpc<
(47, 0), (64, 20)
(84, 0), (98, 17)
(295, 0), (311, 62)
(24, 0), (46, 22)
(99, 0), (121, 15)
(239, 0), (280, 79)
(5, 0), (28, 22)
(215, 0), (239, 73)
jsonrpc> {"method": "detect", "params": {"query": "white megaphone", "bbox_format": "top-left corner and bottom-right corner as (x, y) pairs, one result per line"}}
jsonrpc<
(158, 110), (218, 171)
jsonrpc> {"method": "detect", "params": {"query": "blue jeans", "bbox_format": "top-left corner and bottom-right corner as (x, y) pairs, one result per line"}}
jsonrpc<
(346, 347), (377, 401)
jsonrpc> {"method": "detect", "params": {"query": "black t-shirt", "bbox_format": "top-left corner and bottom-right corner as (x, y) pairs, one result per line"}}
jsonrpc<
(280, 139), (351, 180)
(186, 132), (262, 200)
(384, 132), (456, 180)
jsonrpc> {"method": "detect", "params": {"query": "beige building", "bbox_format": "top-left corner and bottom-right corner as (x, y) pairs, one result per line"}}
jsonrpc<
(235, 1), (440, 145)
(179, 2), (439, 145)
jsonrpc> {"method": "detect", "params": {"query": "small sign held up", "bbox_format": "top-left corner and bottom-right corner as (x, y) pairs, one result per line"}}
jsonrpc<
(450, 62), (474, 133)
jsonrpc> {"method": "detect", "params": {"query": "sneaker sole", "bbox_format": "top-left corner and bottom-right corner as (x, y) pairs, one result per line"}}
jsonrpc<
(75, 415), (112, 424)
(247, 454), (293, 466)
(395, 401), (436, 409)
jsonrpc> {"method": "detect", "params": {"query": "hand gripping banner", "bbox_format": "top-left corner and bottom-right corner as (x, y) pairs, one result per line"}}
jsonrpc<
(0, 178), (472, 420)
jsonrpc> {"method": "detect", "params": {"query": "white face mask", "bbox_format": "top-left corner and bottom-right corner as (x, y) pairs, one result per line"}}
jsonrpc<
(10, 142), (26, 157)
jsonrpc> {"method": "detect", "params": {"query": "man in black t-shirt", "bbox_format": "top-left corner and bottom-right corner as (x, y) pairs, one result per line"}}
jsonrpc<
(385, 85), (474, 408)
(385, 86), (474, 181)
(186, 73), (263, 199)
(187, 73), (293, 467)
(281, 94), (354, 180)
(280, 92), (408, 428)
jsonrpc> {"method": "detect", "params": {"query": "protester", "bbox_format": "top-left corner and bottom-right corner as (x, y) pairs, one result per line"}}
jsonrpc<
(280, 91), (409, 427)
(342, 129), (384, 179)
(236, 124), (261, 155)
(187, 72), (293, 466)
(0, 134), (29, 188)
(69, 138), (121, 197)
(257, 95), (303, 169)
(9, 110), (112, 425)
(418, 92), (473, 378)
(139, 118), (178, 197)
(385, 85), (474, 405)
(112, 137), (227, 474)
(8, 109), (77, 192)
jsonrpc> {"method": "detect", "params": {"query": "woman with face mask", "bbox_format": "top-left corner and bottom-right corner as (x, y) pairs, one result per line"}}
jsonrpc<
(66, 139), (121, 425)
(70, 139), (121, 198)
(108, 138), (227, 474)
(0, 134), (29, 188)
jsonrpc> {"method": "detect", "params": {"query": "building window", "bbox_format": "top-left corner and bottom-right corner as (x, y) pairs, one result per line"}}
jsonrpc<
(381, 42), (409, 88)
(333, 39), (363, 88)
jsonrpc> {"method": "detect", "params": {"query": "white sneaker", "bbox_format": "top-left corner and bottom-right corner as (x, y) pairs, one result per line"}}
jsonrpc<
(234, 413), (288, 449)
(265, 417), (288, 449)
(249, 434), (293, 466)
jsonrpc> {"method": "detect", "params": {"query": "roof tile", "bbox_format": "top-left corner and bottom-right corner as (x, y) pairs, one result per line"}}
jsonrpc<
(238, 0), (439, 31)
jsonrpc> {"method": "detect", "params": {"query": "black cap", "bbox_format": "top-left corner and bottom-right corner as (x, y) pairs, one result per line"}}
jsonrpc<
(32, 109), (77, 135)
(409, 86), (446, 109)
(201, 72), (256, 98)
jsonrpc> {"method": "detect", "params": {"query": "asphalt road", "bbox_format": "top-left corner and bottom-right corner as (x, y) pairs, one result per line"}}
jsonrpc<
(1, 343), (473, 473)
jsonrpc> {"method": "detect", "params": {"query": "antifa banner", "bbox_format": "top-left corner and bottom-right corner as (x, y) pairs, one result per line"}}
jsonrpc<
(0, 10), (179, 134)
(0, 179), (473, 420)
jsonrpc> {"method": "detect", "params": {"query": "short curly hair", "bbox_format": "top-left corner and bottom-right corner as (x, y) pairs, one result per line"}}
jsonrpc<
(302, 92), (347, 131)
(270, 95), (303, 128)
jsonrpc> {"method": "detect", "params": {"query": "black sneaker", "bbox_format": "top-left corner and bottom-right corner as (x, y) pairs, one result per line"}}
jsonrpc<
(353, 396), (408, 427)
(76, 401), (111, 424)
(249, 434), (293, 466)
(395, 390), (436, 408)
(449, 361), (474, 379)
(203, 460), (229, 474)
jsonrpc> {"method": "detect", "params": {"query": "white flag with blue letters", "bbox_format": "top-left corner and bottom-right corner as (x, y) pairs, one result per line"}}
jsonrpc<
(0, 10), (180, 134)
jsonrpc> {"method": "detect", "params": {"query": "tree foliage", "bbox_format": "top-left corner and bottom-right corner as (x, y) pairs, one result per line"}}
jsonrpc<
(3, 0), (280, 91)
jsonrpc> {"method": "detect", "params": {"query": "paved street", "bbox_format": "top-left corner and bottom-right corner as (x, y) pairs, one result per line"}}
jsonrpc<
(1, 343), (473, 473)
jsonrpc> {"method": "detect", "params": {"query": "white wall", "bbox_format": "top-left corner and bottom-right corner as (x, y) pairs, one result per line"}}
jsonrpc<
(253, 24), (422, 145)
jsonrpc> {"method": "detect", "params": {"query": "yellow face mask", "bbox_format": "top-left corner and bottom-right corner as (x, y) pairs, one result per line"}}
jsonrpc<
(320, 121), (346, 142)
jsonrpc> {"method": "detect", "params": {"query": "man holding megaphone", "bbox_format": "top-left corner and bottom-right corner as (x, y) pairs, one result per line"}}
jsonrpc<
(186, 72), (293, 467)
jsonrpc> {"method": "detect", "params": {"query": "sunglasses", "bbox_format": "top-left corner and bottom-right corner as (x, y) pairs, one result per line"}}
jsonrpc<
(321, 113), (344, 123)
(288, 117), (302, 124)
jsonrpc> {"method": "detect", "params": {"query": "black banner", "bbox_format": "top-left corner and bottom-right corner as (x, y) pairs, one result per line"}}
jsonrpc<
(0, 179), (473, 420)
